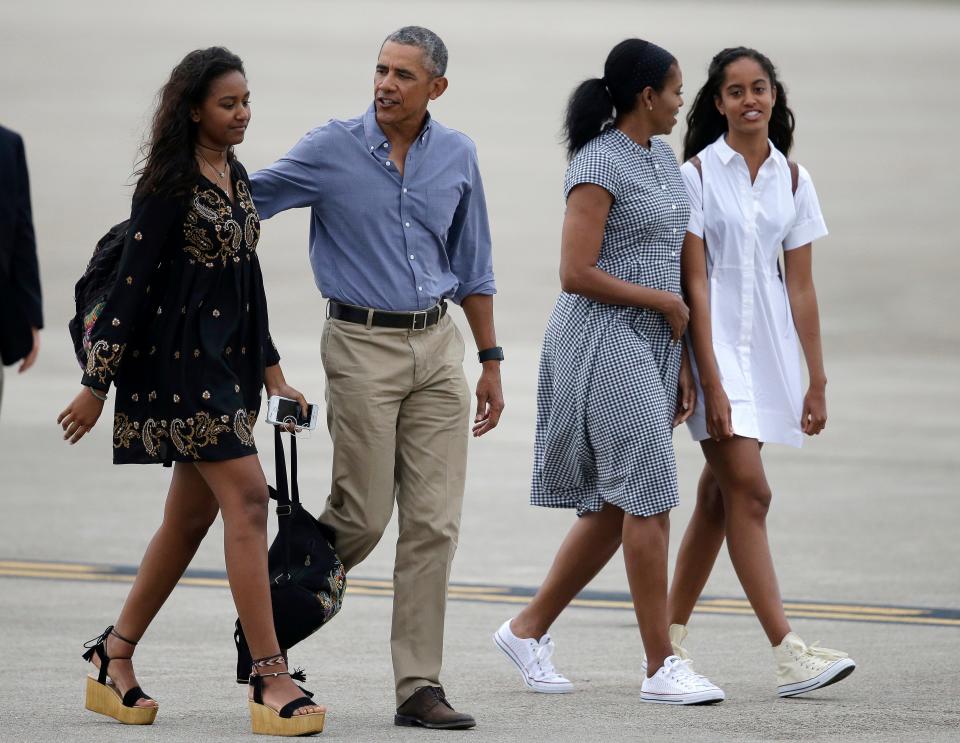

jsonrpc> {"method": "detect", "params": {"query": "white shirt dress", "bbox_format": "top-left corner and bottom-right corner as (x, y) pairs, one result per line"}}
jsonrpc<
(681, 135), (828, 447)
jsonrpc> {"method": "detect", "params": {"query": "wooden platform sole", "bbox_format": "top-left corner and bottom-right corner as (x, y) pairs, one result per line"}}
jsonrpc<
(248, 700), (325, 736)
(84, 675), (158, 725)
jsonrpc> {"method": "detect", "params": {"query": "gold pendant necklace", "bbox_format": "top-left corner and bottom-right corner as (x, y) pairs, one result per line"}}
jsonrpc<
(198, 150), (227, 182)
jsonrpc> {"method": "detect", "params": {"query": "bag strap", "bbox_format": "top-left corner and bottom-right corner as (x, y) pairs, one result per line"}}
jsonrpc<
(273, 426), (294, 580)
(273, 426), (291, 507)
(290, 433), (300, 506)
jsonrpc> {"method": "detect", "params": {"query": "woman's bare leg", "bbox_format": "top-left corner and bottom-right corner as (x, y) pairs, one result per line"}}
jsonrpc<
(622, 511), (673, 675)
(510, 503), (624, 639)
(193, 455), (323, 716)
(91, 462), (219, 708)
(700, 437), (791, 645)
(667, 465), (726, 626)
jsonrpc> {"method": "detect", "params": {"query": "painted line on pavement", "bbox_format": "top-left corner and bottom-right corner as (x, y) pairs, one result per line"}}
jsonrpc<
(1, 558), (957, 628)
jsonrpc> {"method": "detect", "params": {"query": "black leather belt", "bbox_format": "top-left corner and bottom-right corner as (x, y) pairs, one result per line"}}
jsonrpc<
(328, 300), (447, 330)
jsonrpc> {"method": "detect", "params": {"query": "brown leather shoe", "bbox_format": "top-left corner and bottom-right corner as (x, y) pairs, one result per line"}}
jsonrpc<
(394, 686), (476, 730)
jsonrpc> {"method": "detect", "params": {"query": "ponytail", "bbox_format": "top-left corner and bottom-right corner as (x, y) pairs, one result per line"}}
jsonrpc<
(563, 38), (676, 159)
(563, 78), (614, 158)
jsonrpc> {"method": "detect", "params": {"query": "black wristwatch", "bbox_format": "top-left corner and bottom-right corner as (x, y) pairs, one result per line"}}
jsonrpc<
(477, 346), (504, 363)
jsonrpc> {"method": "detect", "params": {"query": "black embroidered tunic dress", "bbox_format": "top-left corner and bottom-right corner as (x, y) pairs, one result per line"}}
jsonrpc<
(81, 161), (279, 464)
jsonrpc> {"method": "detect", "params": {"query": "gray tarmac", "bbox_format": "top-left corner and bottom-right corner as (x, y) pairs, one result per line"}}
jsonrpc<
(1, 1), (959, 741)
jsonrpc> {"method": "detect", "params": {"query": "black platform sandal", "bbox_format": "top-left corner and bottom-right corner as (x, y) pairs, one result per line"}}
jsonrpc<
(82, 625), (158, 725)
(248, 654), (325, 736)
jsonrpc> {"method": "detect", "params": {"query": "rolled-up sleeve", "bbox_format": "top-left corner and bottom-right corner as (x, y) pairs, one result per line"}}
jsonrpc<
(250, 129), (325, 219)
(680, 161), (704, 239)
(447, 145), (495, 304)
(783, 165), (828, 250)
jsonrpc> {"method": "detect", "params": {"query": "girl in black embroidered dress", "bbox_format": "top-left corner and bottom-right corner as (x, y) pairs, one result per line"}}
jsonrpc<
(86, 159), (273, 464)
(57, 47), (326, 734)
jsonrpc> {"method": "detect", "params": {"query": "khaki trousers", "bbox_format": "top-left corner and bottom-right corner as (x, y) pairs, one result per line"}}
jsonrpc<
(317, 313), (470, 706)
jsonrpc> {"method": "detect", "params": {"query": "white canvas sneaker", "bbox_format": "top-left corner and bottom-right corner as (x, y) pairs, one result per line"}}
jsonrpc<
(774, 632), (856, 697)
(641, 655), (725, 705)
(640, 623), (692, 674)
(492, 619), (574, 693)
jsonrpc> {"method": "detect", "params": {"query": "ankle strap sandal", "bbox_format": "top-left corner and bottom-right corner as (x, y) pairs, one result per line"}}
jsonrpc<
(247, 654), (325, 735)
(81, 625), (157, 725)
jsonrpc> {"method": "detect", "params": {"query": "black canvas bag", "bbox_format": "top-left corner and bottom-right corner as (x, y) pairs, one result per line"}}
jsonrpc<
(67, 220), (129, 369)
(234, 427), (346, 682)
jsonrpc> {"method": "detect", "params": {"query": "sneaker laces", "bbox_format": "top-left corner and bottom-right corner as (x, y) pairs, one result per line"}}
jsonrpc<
(662, 656), (713, 690)
(525, 636), (564, 680)
(806, 641), (848, 661)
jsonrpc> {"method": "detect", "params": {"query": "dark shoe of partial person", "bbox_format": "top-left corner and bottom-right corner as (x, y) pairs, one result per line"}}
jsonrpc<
(394, 686), (476, 729)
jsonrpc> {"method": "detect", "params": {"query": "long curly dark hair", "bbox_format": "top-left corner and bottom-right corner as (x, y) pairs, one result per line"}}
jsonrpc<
(134, 47), (245, 199)
(682, 47), (794, 162)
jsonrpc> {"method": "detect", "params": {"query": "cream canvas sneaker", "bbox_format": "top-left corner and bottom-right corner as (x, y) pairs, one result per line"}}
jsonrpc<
(493, 619), (574, 693)
(641, 623), (692, 674)
(774, 632), (856, 697)
(641, 655), (725, 705)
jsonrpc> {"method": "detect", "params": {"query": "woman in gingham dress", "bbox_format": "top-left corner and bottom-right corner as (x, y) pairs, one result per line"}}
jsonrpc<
(493, 39), (724, 705)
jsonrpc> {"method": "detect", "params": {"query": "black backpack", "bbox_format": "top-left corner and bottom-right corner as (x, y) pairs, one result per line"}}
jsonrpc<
(68, 220), (130, 369)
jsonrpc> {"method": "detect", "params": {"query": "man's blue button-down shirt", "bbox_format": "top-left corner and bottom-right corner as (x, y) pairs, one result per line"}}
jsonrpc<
(251, 104), (496, 311)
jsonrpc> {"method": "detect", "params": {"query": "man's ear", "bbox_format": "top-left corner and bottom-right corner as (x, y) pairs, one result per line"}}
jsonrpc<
(429, 76), (449, 101)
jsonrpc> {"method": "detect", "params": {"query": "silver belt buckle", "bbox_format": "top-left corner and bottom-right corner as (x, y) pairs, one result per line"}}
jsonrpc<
(411, 310), (428, 331)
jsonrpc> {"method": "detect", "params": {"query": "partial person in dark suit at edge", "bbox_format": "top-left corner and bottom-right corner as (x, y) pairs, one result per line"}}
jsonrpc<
(0, 124), (43, 416)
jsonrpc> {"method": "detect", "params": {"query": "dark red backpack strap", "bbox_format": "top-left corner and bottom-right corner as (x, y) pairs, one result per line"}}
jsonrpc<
(788, 160), (799, 195)
(690, 155), (703, 184)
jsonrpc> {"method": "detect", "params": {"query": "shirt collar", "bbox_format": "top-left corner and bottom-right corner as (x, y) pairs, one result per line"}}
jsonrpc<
(714, 134), (784, 170)
(362, 102), (433, 152)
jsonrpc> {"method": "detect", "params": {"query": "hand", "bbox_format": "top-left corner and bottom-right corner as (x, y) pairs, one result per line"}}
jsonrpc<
(703, 381), (734, 441)
(57, 387), (106, 444)
(801, 384), (827, 435)
(265, 364), (309, 432)
(18, 327), (40, 373)
(472, 363), (504, 437)
(673, 353), (696, 427)
(658, 293), (690, 341)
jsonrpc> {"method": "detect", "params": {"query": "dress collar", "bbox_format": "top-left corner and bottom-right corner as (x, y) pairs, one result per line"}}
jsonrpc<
(362, 102), (433, 152)
(713, 134), (784, 170)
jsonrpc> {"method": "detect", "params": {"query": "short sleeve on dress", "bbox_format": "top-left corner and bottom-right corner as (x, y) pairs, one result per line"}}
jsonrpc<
(679, 161), (704, 238)
(784, 164), (828, 250)
(563, 141), (622, 201)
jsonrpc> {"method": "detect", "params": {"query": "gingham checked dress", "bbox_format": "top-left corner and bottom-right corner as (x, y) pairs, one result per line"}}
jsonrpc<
(531, 128), (689, 517)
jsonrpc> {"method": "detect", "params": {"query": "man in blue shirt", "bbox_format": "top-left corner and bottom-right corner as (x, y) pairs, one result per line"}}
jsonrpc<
(252, 26), (503, 730)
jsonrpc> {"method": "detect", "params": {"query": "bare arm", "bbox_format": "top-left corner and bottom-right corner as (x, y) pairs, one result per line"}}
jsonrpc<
(682, 230), (732, 439)
(560, 184), (688, 339)
(460, 294), (504, 437)
(783, 244), (827, 435)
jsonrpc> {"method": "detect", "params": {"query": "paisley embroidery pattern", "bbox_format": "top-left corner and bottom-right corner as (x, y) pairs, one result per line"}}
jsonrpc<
(141, 417), (170, 459)
(233, 408), (257, 447)
(85, 339), (126, 386)
(183, 179), (260, 267)
(170, 411), (232, 459)
(113, 413), (140, 449)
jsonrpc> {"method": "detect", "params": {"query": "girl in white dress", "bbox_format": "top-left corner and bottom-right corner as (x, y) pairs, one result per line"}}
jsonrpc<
(666, 47), (856, 698)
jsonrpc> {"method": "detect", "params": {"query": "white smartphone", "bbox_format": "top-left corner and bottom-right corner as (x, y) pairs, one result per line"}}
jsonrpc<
(265, 395), (319, 430)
